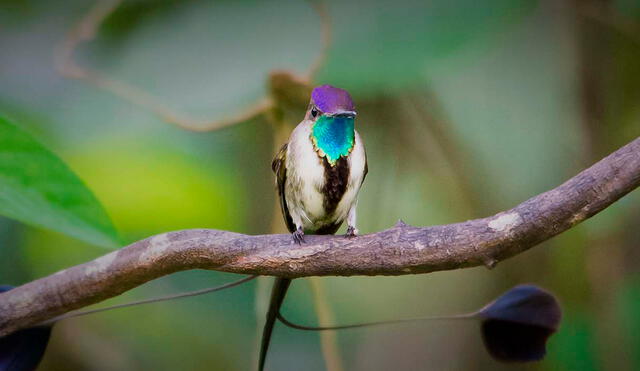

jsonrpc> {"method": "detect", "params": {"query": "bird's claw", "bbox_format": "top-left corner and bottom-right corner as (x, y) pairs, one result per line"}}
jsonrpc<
(345, 226), (358, 238)
(292, 228), (305, 244)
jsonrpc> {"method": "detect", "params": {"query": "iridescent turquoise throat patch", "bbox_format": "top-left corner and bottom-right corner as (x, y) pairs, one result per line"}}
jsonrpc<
(311, 116), (355, 165)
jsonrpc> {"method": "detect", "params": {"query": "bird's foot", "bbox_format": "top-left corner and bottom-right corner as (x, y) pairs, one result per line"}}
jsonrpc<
(292, 228), (305, 244)
(345, 226), (358, 238)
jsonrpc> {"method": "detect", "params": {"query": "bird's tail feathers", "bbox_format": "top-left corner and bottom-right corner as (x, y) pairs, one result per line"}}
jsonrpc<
(258, 277), (291, 371)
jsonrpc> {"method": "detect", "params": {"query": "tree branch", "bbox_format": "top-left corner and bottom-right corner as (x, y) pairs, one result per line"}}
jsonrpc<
(1, 137), (639, 337)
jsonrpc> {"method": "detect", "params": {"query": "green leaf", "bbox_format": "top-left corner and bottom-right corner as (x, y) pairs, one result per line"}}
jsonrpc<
(0, 116), (119, 248)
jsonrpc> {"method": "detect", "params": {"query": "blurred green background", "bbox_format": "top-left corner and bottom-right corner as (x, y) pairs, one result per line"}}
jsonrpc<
(1, 0), (639, 370)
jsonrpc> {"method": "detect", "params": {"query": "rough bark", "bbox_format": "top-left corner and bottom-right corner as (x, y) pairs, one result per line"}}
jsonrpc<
(0, 137), (639, 337)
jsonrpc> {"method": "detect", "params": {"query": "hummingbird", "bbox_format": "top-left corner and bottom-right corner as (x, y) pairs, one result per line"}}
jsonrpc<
(259, 85), (367, 370)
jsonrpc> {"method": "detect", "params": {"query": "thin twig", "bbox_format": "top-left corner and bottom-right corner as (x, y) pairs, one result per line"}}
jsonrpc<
(42, 275), (257, 325)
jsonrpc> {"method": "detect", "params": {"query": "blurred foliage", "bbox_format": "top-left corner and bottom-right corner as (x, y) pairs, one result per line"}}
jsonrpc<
(0, 0), (639, 370)
(0, 116), (119, 248)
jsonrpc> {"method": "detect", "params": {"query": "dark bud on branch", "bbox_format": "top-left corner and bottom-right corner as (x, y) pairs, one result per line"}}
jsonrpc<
(478, 285), (562, 362)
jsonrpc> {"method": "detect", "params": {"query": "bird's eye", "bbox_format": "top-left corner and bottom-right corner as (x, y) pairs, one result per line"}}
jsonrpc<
(311, 107), (319, 118)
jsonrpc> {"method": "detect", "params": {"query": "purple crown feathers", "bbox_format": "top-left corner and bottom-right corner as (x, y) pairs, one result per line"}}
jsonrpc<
(311, 85), (355, 114)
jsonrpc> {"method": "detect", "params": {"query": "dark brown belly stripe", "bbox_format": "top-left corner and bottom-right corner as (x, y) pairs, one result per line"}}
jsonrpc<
(315, 221), (342, 235)
(321, 156), (350, 216)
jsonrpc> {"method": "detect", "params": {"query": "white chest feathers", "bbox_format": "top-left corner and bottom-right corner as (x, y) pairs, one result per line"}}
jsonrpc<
(284, 120), (366, 233)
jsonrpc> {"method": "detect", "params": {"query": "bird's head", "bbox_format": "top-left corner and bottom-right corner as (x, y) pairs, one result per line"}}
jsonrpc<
(307, 85), (357, 165)
(306, 84), (356, 121)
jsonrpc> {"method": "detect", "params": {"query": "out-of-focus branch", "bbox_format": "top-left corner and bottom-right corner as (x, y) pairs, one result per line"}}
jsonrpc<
(579, 2), (640, 46)
(305, 0), (332, 81)
(396, 93), (482, 216)
(1, 136), (639, 337)
(56, 0), (334, 132)
(55, 0), (271, 131)
(309, 277), (344, 371)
